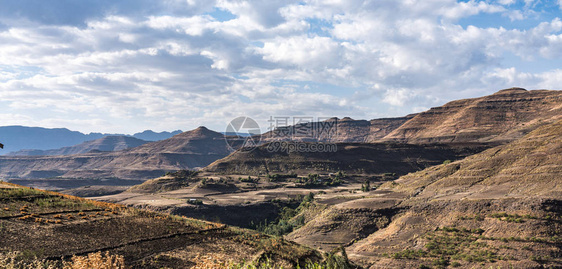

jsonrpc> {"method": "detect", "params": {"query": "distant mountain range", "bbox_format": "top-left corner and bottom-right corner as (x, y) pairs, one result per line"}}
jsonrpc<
(0, 87), (561, 183)
(0, 126), (232, 180)
(7, 136), (149, 156)
(0, 126), (182, 155)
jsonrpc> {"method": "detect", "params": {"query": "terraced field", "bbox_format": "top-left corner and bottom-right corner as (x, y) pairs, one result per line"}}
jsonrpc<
(0, 182), (329, 268)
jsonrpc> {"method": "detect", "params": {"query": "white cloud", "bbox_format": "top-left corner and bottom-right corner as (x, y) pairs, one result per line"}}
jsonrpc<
(259, 36), (342, 68)
(0, 0), (561, 133)
(383, 89), (412, 106)
(498, 0), (516, 5)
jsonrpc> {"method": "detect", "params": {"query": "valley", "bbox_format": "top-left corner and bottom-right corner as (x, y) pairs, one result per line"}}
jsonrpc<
(1, 88), (561, 268)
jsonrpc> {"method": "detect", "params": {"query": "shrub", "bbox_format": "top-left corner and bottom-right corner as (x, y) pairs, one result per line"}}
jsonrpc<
(240, 176), (258, 183)
(63, 252), (126, 269)
(0, 251), (59, 269)
(188, 199), (204, 205)
(361, 180), (371, 192)
(255, 193), (314, 236)
(267, 173), (297, 182)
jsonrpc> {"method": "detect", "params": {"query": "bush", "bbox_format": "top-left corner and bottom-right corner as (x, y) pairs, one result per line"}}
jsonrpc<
(255, 193), (314, 236)
(303, 192), (315, 203)
(188, 199), (203, 205)
(240, 176), (258, 183)
(267, 173), (297, 182)
(164, 169), (198, 179)
(361, 180), (371, 192)
(64, 252), (125, 269)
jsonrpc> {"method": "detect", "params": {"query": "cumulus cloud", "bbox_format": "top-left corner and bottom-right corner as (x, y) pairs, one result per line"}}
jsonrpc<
(0, 0), (561, 133)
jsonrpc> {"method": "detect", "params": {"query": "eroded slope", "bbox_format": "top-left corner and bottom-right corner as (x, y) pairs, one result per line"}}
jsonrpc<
(288, 120), (562, 268)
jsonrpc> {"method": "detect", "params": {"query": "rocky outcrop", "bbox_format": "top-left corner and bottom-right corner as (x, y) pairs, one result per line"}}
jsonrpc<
(260, 115), (415, 143)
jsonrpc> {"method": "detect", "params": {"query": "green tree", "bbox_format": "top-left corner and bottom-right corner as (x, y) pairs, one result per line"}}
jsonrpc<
(361, 180), (371, 192)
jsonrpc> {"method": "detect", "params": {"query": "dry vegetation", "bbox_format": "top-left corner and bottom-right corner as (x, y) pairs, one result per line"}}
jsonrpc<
(0, 182), (333, 268)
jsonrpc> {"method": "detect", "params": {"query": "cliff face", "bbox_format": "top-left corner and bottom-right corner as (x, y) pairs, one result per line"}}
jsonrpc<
(381, 88), (562, 143)
(366, 115), (418, 142)
(260, 115), (414, 143)
(260, 88), (562, 145)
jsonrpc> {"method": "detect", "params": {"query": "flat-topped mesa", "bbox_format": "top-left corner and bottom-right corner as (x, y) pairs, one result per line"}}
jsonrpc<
(261, 115), (412, 143)
(492, 87), (528, 95)
(381, 89), (562, 143)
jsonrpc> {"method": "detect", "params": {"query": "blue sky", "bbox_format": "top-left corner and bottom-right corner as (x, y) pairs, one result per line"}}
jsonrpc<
(0, 0), (561, 134)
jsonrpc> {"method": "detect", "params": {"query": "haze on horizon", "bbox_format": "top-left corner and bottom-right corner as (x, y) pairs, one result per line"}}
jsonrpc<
(0, 0), (561, 134)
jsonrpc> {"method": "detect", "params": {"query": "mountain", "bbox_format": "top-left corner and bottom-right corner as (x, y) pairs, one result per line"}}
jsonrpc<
(260, 115), (415, 143)
(83, 88), (562, 268)
(7, 136), (149, 156)
(389, 118), (562, 200)
(204, 142), (490, 176)
(286, 119), (562, 268)
(0, 127), (232, 183)
(0, 126), (182, 155)
(381, 88), (562, 143)
(132, 129), (183, 141)
(261, 88), (562, 145)
(0, 126), (106, 154)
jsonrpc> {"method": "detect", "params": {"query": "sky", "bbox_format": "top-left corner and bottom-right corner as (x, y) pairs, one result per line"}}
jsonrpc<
(0, 0), (561, 134)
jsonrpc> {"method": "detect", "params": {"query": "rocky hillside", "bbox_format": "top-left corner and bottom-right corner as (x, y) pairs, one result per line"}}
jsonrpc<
(390, 117), (562, 201)
(261, 88), (562, 145)
(287, 119), (562, 268)
(382, 88), (562, 143)
(204, 142), (490, 176)
(260, 115), (415, 143)
(0, 127), (231, 181)
(7, 136), (149, 156)
(0, 182), (325, 268)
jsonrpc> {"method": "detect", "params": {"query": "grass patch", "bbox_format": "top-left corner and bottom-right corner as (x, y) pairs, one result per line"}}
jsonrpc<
(390, 226), (508, 266)
(0, 188), (48, 199)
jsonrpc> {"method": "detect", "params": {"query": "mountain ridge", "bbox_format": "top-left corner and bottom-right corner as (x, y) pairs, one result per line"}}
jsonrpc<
(0, 126), (182, 155)
(7, 136), (149, 156)
(260, 88), (562, 145)
(381, 88), (562, 143)
(0, 127), (232, 182)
